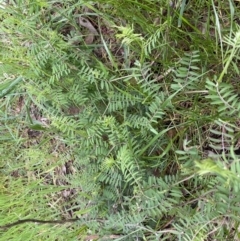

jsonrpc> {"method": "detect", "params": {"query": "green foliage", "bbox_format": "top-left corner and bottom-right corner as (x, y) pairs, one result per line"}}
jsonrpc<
(171, 51), (202, 92)
(205, 78), (240, 116)
(1, 0), (240, 241)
